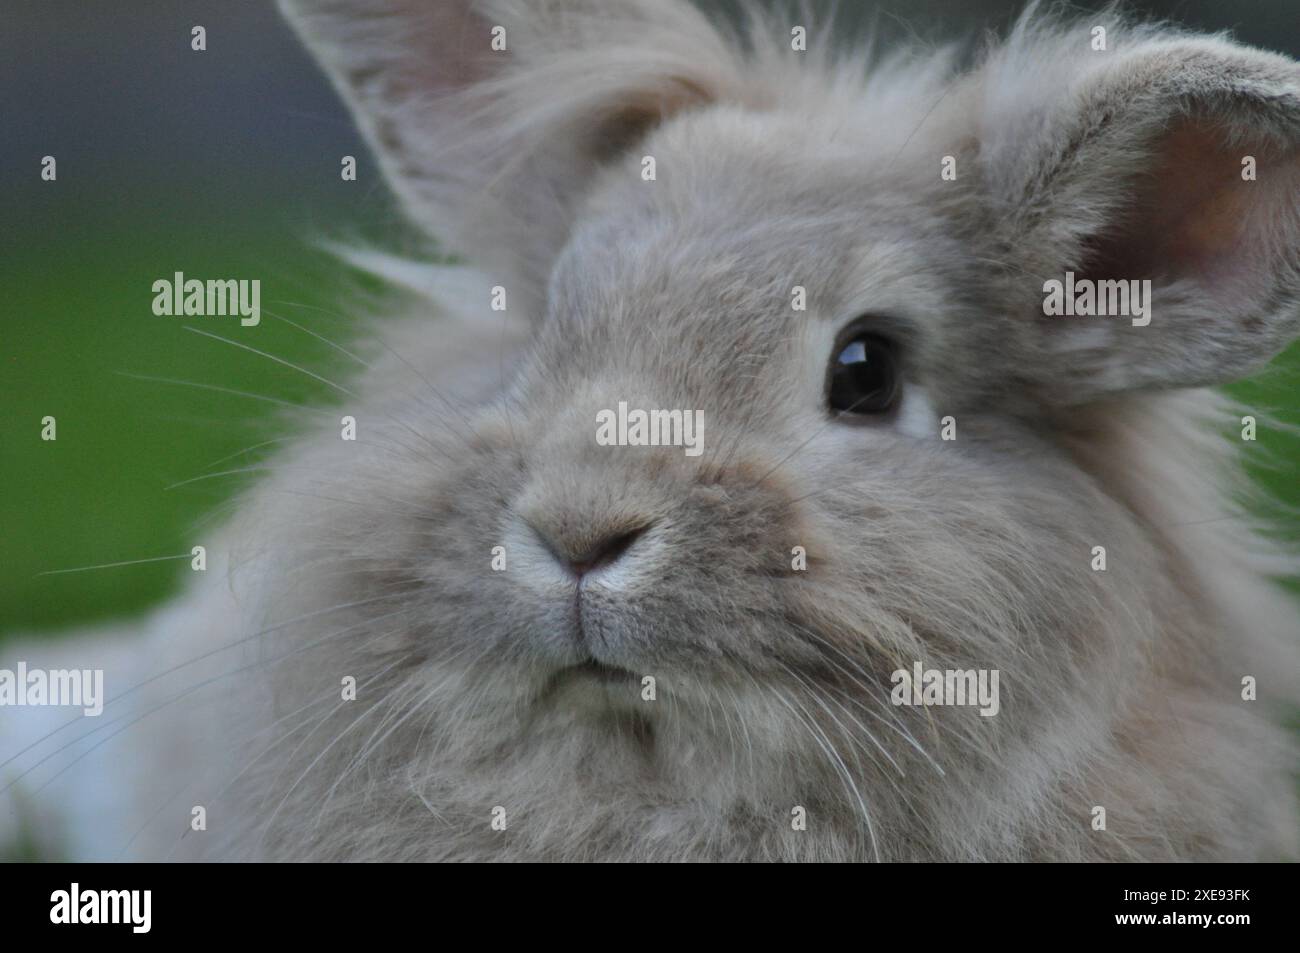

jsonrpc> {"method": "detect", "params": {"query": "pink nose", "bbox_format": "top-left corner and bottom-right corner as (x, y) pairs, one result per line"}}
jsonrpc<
(533, 523), (650, 578)
(566, 526), (647, 576)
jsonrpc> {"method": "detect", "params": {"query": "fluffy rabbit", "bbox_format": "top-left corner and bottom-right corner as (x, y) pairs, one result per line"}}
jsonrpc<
(4, 0), (1298, 862)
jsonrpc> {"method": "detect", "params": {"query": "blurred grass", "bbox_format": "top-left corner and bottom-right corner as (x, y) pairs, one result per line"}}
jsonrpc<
(1, 208), (1297, 638)
(0, 211), (367, 636)
(1228, 346), (1300, 587)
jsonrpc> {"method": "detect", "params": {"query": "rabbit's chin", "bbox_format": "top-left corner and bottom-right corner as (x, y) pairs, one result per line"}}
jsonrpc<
(533, 660), (648, 715)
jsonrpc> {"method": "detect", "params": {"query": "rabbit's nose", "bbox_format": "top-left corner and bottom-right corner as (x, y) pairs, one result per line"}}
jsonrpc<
(534, 523), (650, 578)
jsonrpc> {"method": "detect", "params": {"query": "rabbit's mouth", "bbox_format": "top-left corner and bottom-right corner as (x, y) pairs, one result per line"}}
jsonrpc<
(533, 658), (644, 713)
(563, 659), (637, 684)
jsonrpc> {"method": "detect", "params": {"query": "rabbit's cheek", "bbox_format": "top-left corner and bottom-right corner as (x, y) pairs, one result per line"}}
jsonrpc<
(500, 512), (581, 598)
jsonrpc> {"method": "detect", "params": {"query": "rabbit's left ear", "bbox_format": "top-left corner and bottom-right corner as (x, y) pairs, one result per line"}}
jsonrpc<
(278, 0), (742, 316)
(979, 27), (1300, 402)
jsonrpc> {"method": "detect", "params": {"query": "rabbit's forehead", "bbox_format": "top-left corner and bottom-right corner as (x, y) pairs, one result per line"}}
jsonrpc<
(530, 108), (978, 409)
(553, 158), (930, 321)
(544, 214), (825, 374)
(546, 175), (956, 348)
(550, 106), (961, 320)
(531, 230), (949, 433)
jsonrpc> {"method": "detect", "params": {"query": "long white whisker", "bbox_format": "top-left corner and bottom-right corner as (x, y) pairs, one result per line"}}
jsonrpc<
(35, 552), (193, 577)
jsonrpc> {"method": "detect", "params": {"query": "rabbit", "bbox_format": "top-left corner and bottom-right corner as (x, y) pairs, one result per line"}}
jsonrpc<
(3, 0), (1299, 862)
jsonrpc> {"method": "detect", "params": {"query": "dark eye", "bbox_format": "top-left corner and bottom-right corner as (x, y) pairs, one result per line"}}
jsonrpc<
(827, 332), (900, 416)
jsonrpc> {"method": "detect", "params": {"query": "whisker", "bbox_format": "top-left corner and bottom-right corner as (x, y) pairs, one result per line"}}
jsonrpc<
(162, 647), (417, 860)
(774, 658), (903, 776)
(163, 465), (292, 491)
(0, 600), (417, 791)
(310, 676), (438, 825)
(746, 389), (891, 491)
(35, 552), (193, 577)
(267, 487), (440, 522)
(255, 656), (423, 850)
(261, 307), (373, 368)
(194, 437), (289, 473)
(182, 326), (358, 398)
(184, 325), (468, 466)
(784, 619), (945, 777)
(265, 302), (484, 450)
(744, 668), (880, 861)
(113, 371), (328, 415)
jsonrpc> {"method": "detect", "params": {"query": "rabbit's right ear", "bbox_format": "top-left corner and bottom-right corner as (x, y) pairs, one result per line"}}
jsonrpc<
(974, 22), (1300, 403)
(278, 0), (742, 313)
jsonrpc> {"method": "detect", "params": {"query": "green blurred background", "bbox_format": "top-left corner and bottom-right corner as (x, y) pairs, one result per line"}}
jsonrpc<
(1, 0), (1297, 640)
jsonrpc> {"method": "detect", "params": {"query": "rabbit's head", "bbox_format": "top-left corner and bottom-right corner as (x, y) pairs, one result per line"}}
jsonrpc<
(264, 0), (1300, 859)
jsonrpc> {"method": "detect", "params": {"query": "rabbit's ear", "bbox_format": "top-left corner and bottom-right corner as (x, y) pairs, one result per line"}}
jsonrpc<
(278, 0), (740, 308)
(978, 24), (1300, 402)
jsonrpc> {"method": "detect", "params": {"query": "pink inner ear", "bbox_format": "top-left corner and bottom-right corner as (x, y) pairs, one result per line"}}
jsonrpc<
(1089, 119), (1300, 302)
(382, 1), (496, 101)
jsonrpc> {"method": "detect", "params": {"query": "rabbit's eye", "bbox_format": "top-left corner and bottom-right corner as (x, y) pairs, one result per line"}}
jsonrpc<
(828, 333), (900, 416)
